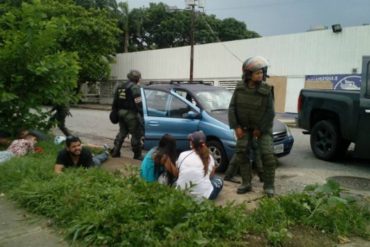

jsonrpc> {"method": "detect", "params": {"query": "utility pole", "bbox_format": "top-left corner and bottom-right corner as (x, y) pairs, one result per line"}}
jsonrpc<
(185, 0), (204, 82)
(189, 4), (195, 82)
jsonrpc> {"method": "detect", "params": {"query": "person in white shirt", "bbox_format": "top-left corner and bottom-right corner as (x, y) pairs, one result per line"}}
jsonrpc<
(175, 131), (223, 200)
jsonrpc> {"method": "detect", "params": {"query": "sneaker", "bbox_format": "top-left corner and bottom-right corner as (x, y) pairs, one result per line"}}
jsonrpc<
(103, 144), (110, 152)
(264, 187), (275, 197)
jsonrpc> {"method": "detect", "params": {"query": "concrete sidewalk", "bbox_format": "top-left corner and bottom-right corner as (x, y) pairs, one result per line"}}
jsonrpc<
(0, 195), (67, 247)
(0, 156), (138, 247)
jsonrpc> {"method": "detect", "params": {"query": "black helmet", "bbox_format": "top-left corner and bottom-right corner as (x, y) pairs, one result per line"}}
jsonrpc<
(127, 70), (141, 82)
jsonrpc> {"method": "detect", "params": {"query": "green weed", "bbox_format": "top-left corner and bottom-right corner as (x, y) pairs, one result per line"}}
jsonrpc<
(0, 140), (369, 246)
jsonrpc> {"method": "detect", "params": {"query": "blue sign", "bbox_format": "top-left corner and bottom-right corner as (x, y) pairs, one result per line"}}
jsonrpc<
(305, 74), (361, 90)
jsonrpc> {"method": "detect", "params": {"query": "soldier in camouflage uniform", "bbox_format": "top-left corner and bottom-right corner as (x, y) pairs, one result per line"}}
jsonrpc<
(49, 104), (72, 136)
(226, 56), (276, 197)
(111, 70), (144, 160)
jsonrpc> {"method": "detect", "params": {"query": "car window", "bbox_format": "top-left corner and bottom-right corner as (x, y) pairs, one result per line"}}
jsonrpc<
(168, 96), (192, 118)
(174, 89), (198, 106)
(195, 90), (232, 112)
(144, 89), (168, 117)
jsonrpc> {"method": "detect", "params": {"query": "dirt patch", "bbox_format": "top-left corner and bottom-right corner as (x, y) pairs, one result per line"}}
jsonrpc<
(284, 226), (336, 247)
(243, 226), (336, 247)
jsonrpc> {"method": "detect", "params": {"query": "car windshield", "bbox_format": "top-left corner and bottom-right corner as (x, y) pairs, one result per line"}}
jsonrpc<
(194, 89), (232, 112)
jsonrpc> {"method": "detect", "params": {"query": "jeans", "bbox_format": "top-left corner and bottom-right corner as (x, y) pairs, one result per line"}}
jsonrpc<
(208, 175), (224, 200)
(0, 151), (15, 164)
(92, 152), (109, 167)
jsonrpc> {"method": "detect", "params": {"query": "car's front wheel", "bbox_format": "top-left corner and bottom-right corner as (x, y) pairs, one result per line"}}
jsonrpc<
(207, 140), (228, 172)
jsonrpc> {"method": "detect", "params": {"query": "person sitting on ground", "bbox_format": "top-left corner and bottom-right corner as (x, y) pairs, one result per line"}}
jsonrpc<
(54, 136), (109, 174)
(0, 132), (39, 164)
(140, 134), (178, 185)
(175, 131), (224, 200)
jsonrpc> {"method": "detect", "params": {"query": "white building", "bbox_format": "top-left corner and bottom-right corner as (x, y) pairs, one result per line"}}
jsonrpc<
(107, 25), (370, 113)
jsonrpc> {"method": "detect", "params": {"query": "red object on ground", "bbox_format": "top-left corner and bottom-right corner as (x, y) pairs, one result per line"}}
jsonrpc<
(34, 147), (44, 153)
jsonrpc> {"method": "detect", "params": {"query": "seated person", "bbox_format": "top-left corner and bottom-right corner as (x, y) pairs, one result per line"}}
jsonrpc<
(54, 136), (109, 174)
(175, 131), (223, 200)
(140, 134), (178, 185)
(0, 132), (38, 164)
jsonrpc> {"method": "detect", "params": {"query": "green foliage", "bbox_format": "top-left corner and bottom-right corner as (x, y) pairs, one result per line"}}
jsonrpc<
(0, 141), (250, 246)
(0, 140), (369, 246)
(0, 0), (120, 134)
(250, 181), (370, 245)
(124, 2), (260, 52)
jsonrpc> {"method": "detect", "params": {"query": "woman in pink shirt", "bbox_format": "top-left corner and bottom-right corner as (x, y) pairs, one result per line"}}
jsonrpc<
(0, 133), (38, 164)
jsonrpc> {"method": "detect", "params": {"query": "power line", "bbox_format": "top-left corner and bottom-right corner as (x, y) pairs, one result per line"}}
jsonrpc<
(198, 12), (243, 63)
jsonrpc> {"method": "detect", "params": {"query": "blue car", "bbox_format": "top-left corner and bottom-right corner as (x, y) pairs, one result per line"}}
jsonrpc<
(141, 82), (294, 171)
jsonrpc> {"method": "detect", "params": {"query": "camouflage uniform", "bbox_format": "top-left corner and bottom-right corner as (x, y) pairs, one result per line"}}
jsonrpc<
(50, 105), (72, 136)
(111, 70), (144, 159)
(227, 57), (277, 196)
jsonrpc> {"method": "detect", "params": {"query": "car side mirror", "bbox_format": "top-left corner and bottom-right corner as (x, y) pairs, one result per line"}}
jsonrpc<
(184, 110), (200, 119)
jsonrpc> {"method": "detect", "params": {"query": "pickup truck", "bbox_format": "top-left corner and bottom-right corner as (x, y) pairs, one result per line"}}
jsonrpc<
(297, 56), (370, 160)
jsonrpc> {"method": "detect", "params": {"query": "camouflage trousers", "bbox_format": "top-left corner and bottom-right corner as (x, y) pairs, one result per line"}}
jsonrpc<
(112, 109), (143, 157)
(225, 132), (276, 189)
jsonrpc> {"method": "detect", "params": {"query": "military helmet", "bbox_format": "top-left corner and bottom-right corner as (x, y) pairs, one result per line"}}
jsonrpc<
(242, 56), (269, 73)
(242, 56), (269, 81)
(127, 70), (141, 82)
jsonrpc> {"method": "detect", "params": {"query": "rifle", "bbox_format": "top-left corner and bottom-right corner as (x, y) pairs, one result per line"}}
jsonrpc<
(247, 135), (258, 165)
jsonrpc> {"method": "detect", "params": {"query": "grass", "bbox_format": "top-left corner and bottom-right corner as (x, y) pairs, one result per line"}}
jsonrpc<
(0, 139), (369, 246)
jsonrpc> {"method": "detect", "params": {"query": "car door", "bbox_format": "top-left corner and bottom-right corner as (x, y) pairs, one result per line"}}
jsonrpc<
(354, 56), (370, 159)
(142, 88), (200, 151)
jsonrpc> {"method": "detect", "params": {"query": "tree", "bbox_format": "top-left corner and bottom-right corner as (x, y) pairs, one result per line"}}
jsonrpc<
(0, 1), (79, 134)
(115, 1), (130, 53)
(0, 0), (120, 134)
(125, 3), (260, 51)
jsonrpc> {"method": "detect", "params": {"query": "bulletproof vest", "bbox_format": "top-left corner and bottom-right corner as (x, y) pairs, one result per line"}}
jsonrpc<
(234, 82), (271, 129)
(116, 81), (135, 110)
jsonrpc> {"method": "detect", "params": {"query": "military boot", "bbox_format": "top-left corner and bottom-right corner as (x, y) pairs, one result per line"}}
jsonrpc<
(110, 148), (121, 158)
(237, 162), (252, 194)
(133, 148), (143, 161)
(111, 139), (123, 157)
(224, 156), (241, 184)
(262, 153), (276, 197)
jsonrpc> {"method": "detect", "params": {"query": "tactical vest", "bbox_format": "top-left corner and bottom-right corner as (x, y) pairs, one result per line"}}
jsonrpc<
(116, 82), (135, 110)
(234, 82), (271, 129)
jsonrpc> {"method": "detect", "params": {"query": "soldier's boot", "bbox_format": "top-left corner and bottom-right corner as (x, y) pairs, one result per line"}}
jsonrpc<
(58, 123), (72, 137)
(111, 139), (123, 158)
(224, 156), (241, 184)
(133, 147), (143, 161)
(262, 154), (276, 197)
(237, 162), (252, 194)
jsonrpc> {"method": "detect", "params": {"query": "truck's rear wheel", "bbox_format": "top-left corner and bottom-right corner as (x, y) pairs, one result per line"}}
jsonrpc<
(310, 120), (342, 161)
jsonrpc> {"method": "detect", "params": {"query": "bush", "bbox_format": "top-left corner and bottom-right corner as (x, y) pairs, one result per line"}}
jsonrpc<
(0, 140), (369, 246)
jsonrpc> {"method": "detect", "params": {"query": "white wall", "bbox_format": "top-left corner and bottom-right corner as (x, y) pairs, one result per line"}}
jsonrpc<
(285, 77), (305, 113)
(109, 25), (370, 112)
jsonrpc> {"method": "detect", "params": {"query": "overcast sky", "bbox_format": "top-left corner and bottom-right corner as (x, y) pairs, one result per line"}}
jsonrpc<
(124, 0), (370, 36)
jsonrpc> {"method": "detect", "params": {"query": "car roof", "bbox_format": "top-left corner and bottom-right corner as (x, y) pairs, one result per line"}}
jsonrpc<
(143, 81), (226, 93)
